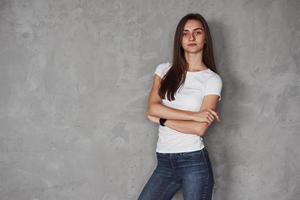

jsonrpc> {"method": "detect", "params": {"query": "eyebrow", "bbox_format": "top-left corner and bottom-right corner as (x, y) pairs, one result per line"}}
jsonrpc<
(183, 27), (204, 31)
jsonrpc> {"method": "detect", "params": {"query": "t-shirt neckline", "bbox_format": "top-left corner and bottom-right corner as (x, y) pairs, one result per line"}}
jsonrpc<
(187, 68), (210, 73)
(166, 62), (211, 73)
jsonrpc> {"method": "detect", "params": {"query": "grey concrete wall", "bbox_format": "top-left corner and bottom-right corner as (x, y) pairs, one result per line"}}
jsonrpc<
(0, 0), (299, 199)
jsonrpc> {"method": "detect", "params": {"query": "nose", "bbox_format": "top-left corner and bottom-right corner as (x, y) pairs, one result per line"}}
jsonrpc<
(189, 33), (196, 41)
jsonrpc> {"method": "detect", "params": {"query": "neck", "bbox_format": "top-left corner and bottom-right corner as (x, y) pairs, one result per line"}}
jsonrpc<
(184, 51), (207, 71)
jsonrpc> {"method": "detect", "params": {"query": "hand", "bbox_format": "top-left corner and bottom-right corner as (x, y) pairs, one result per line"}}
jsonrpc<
(147, 114), (160, 124)
(191, 108), (221, 124)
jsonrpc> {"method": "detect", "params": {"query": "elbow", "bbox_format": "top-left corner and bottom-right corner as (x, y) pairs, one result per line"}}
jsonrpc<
(147, 103), (158, 116)
(148, 107), (154, 116)
(196, 123), (210, 136)
(145, 107), (154, 120)
(145, 111), (149, 120)
(145, 109), (152, 120)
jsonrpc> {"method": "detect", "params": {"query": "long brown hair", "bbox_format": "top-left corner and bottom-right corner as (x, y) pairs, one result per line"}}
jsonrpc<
(159, 13), (217, 101)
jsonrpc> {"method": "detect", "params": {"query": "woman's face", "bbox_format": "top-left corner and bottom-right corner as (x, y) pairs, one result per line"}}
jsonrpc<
(181, 19), (206, 53)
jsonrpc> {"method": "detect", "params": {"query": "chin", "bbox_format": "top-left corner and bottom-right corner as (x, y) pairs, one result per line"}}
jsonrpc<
(183, 48), (203, 54)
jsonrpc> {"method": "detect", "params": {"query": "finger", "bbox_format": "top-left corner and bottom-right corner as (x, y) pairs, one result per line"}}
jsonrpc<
(208, 109), (220, 121)
(204, 117), (211, 124)
(210, 113), (220, 122)
(215, 112), (221, 122)
(214, 111), (221, 121)
(208, 113), (220, 123)
(217, 113), (221, 121)
(207, 112), (216, 120)
(209, 116), (215, 123)
(206, 111), (216, 120)
(207, 115), (215, 123)
(207, 115), (214, 122)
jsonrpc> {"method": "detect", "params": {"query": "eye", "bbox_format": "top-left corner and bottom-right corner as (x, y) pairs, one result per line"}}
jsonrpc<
(195, 31), (202, 35)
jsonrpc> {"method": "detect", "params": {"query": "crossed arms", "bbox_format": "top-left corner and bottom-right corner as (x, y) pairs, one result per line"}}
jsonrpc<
(146, 74), (221, 137)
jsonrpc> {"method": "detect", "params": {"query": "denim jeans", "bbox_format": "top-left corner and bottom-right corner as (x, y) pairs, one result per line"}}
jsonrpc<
(138, 147), (214, 200)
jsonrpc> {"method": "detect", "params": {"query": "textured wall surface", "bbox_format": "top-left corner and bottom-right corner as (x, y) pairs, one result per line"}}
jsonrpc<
(0, 0), (299, 199)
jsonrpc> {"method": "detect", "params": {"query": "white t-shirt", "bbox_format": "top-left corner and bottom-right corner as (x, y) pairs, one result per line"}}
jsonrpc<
(154, 62), (223, 153)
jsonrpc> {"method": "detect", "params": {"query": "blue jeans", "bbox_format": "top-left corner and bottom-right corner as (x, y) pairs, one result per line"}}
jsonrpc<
(138, 147), (214, 200)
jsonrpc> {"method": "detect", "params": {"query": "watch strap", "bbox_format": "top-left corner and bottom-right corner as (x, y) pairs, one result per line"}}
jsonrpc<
(159, 118), (167, 126)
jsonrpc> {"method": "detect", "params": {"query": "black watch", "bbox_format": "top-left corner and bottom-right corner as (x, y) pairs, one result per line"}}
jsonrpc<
(159, 118), (167, 126)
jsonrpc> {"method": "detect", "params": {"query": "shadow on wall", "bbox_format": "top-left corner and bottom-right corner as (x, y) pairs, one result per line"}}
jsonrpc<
(203, 20), (246, 200)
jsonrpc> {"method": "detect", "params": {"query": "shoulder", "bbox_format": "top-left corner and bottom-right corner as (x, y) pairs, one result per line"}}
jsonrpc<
(203, 69), (223, 101)
(156, 62), (171, 70)
(203, 70), (223, 91)
(206, 69), (223, 83)
(154, 62), (172, 78)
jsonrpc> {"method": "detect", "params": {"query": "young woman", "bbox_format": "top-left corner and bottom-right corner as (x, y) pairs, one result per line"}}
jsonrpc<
(138, 13), (223, 200)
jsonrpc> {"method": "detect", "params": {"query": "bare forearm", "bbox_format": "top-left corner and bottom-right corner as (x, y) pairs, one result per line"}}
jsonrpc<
(146, 114), (211, 136)
(148, 103), (195, 120)
(164, 119), (210, 136)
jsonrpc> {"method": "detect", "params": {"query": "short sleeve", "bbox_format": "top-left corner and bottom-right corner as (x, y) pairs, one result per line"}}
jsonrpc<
(154, 62), (171, 78)
(204, 74), (223, 101)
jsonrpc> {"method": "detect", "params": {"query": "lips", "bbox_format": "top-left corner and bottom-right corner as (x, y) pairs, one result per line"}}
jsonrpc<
(188, 43), (197, 46)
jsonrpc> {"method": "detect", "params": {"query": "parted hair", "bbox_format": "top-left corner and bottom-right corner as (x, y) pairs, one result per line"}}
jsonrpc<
(159, 13), (217, 101)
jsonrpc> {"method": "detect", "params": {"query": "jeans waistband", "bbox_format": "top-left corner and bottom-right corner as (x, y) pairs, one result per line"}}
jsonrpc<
(156, 147), (207, 157)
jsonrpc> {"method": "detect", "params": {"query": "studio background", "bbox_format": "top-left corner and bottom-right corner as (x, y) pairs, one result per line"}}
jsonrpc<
(0, 0), (299, 199)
